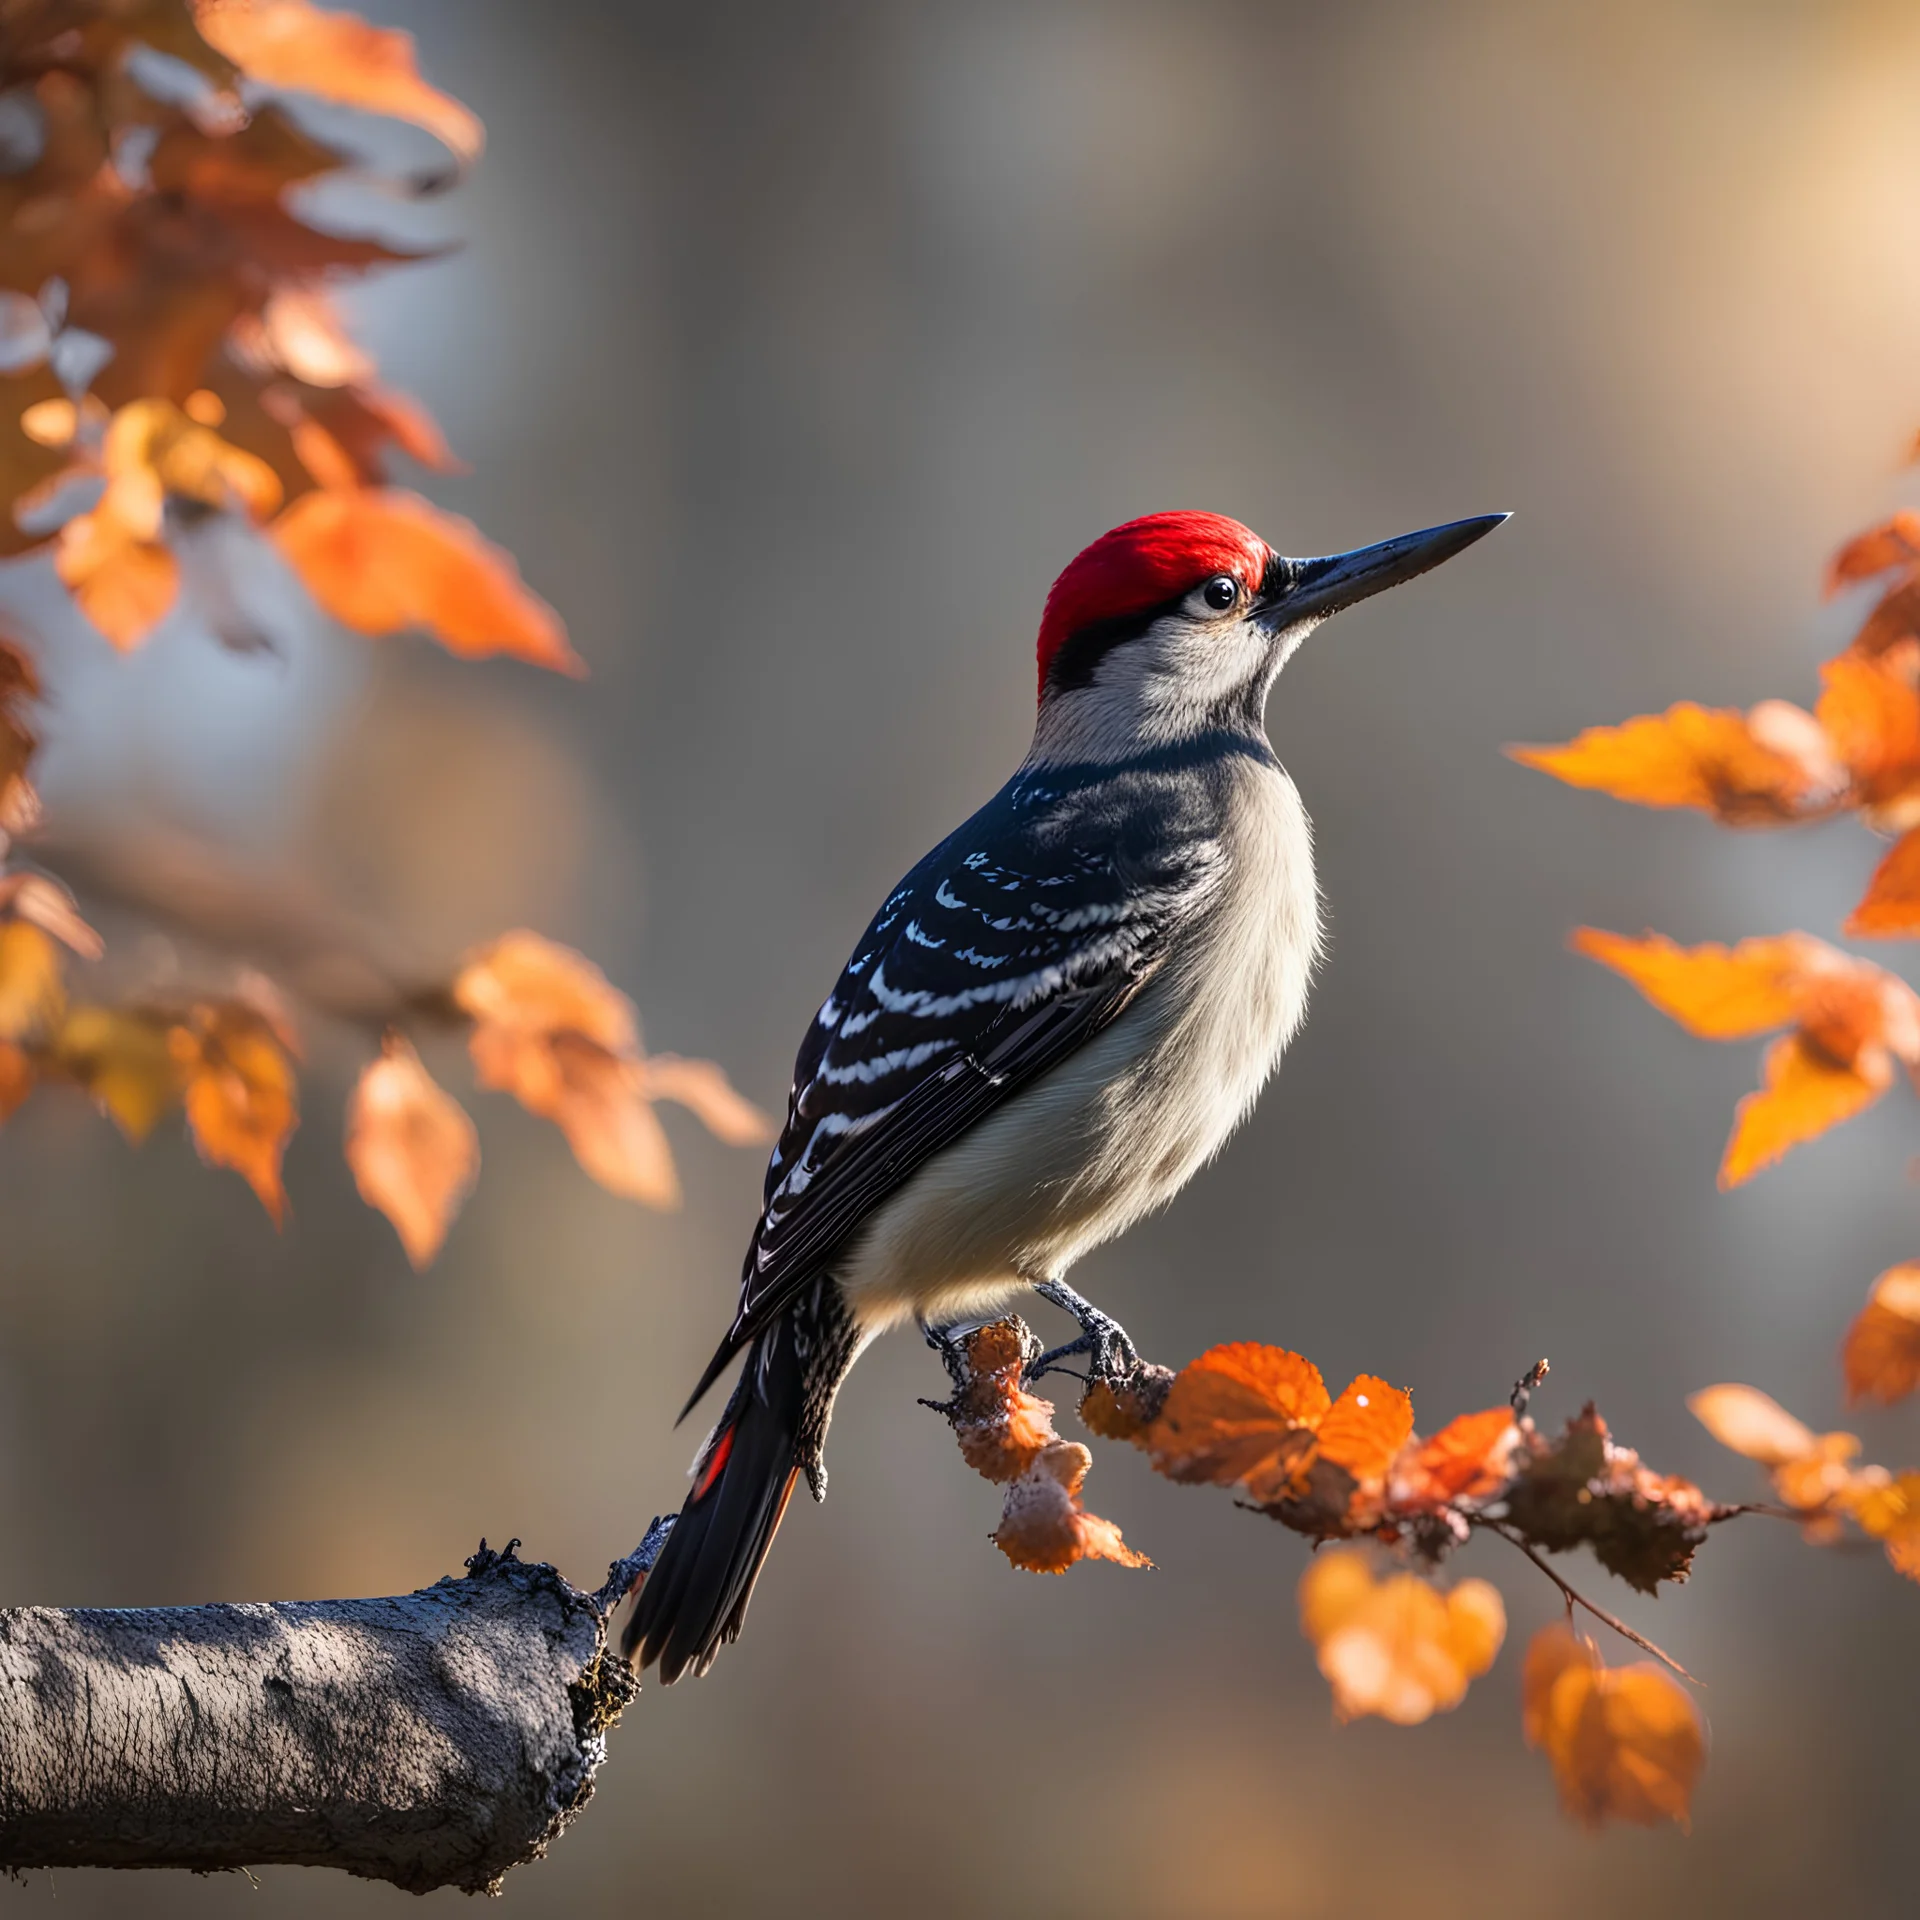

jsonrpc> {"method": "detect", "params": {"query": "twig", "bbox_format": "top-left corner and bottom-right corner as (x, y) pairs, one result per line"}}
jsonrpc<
(1474, 1516), (1698, 1684)
(28, 823), (460, 1033)
(1510, 1358), (1549, 1420)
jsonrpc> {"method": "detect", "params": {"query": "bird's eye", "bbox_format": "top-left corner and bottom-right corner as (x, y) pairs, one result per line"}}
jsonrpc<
(1201, 574), (1238, 612)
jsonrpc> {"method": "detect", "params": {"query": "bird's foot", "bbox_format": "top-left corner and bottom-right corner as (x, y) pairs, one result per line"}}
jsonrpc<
(919, 1316), (974, 1391)
(1026, 1278), (1140, 1394)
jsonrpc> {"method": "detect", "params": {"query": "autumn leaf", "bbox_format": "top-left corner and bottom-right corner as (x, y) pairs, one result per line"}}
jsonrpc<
(1816, 651), (1920, 832)
(1298, 1550), (1505, 1727)
(930, 1319), (1148, 1573)
(935, 1320), (1058, 1484)
(194, 0), (485, 168)
(1845, 1471), (1920, 1582)
(1688, 1383), (1861, 1517)
(1573, 928), (1817, 1038)
(1827, 511), (1920, 593)
(1389, 1406), (1520, 1509)
(993, 1440), (1150, 1575)
(53, 1005), (181, 1142)
(1687, 1382), (1821, 1465)
(1077, 1364), (1176, 1442)
(1141, 1342), (1331, 1497)
(1841, 1264), (1920, 1406)
(1507, 701), (1841, 825)
(173, 1002), (298, 1222)
(1575, 929), (1920, 1184)
(1140, 1344), (1415, 1532)
(454, 930), (636, 1053)
(1315, 1374), (1416, 1481)
(346, 1032), (479, 1267)
(1503, 1404), (1719, 1593)
(110, 398), (285, 520)
(273, 486), (581, 673)
(1853, 576), (1920, 660)
(149, 102), (342, 206)
(454, 931), (757, 1207)
(56, 499), (179, 651)
(456, 932), (672, 1203)
(637, 1054), (774, 1147)
(1522, 1625), (1705, 1830)
(1848, 828), (1920, 938)
(1721, 1033), (1887, 1187)
(536, 1032), (678, 1207)
(0, 921), (65, 1041)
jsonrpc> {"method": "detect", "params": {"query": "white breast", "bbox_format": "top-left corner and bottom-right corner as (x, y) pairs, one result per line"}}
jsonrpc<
(839, 757), (1322, 1330)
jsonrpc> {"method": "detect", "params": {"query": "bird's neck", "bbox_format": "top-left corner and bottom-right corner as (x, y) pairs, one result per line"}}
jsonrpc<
(1026, 675), (1275, 772)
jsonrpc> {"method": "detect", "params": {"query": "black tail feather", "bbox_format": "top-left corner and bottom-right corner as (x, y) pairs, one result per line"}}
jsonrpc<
(624, 1320), (805, 1682)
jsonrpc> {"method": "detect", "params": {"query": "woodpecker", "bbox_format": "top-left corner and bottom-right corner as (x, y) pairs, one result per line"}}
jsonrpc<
(625, 507), (1505, 1681)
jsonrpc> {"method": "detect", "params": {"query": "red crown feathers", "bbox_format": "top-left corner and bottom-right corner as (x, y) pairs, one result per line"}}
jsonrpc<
(1036, 512), (1272, 699)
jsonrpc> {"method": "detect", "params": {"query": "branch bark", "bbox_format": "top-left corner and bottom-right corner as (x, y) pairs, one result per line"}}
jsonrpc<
(0, 1528), (666, 1895)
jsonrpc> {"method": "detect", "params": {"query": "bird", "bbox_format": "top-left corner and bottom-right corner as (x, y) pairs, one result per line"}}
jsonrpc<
(624, 506), (1506, 1681)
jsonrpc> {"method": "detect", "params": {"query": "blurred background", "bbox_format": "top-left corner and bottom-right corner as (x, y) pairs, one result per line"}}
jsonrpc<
(3, 0), (1919, 1913)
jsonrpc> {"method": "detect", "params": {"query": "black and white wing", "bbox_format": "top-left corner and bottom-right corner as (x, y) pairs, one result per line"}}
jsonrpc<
(682, 752), (1231, 1413)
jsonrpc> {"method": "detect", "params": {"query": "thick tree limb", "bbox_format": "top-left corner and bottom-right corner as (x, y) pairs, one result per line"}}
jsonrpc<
(0, 1528), (667, 1895)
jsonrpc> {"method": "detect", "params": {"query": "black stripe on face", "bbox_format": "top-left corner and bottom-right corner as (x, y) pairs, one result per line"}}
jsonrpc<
(1043, 591), (1188, 696)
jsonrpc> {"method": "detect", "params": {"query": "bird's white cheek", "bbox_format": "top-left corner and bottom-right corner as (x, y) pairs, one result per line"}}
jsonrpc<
(1153, 624), (1270, 713)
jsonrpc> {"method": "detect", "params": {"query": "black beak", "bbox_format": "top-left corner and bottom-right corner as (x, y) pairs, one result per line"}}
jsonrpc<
(1259, 513), (1508, 627)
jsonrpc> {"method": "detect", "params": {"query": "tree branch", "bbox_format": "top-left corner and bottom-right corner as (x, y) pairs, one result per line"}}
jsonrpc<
(0, 1530), (666, 1895)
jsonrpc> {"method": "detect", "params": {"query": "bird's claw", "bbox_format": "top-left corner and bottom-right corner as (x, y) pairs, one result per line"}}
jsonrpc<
(920, 1316), (972, 1389)
(1025, 1279), (1141, 1394)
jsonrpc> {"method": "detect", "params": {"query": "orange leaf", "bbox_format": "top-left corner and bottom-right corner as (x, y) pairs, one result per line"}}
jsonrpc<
(1817, 652), (1920, 829)
(1720, 1032), (1886, 1188)
(1522, 1625), (1704, 1830)
(0, 1040), (31, 1120)
(1573, 928), (1814, 1039)
(273, 486), (580, 673)
(1315, 1374), (1414, 1481)
(255, 287), (373, 389)
(56, 507), (178, 651)
(454, 930), (636, 1054)
(1841, 1264), (1920, 1406)
(1847, 828), (1920, 937)
(1395, 1406), (1519, 1506)
(1827, 511), (1920, 593)
(992, 1439), (1150, 1575)
(346, 1033), (479, 1267)
(1846, 1470), (1920, 1581)
(194, 0), (482, 164)
(532, 1032), (681, 1208)
(1298, 1550), (1505, 1727)
(175, 1003), (297, 1222)
(1686, 1383), (1819, 1465)
(0, 920), (64, 1041)
(1507, 702), (1837, 823)
(1142, 1342), (1330, 1494)
(934, 1321), (1060, 1484)
(637, 1053), (774, 1146)
(456, 932), (687, 1206)
(1855, 576), (1920, 659)
(1688, 1382), (1860, 1513)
